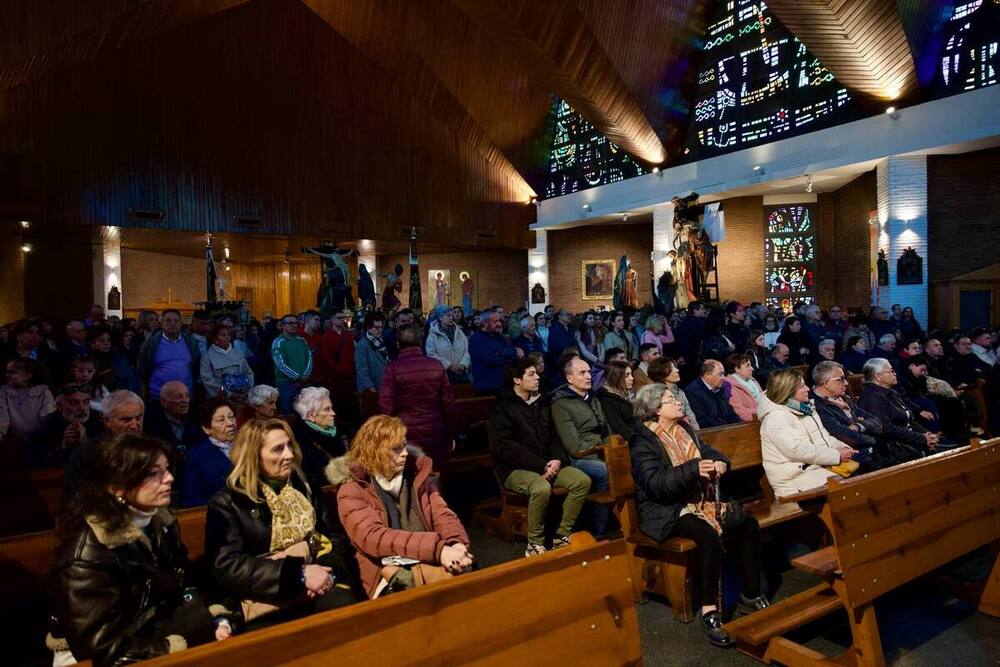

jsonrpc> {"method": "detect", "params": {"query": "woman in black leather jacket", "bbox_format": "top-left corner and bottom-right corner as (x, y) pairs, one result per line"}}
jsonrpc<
(205, 418), (362, 628)
(48, 434), (229, 666)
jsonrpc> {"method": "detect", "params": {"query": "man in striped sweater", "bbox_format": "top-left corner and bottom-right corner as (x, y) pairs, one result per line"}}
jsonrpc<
(271, 314), (313, 414)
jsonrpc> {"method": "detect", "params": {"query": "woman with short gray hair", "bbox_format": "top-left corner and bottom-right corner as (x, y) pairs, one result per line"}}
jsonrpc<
(629, 383), (767, 648)
(291, 386), (347, 491)
(238, 385), (279, 427)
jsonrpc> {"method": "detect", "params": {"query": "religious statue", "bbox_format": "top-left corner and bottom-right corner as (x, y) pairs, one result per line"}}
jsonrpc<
(897, 247), (923, 285)
(624, 262), (639, 310)
(382, 264), (404, 311)
(301, 242), (357, 316)
(357, 264), (376, 312)
(531, 282), (546, 305)
(876, 249), (889, 287)
(656, 269), (675, 316)
(433, 272), (450, 308)
(461, 271), (475, 314)
(669, 193), (716, 304)
(407, 227), (422, 313)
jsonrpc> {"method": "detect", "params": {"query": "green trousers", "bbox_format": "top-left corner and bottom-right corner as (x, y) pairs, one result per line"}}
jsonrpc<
(503, 466), (592, 545)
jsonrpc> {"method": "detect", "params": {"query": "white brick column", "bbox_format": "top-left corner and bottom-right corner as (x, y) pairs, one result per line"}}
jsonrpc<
(652, 203), (676, 280)
(876, 156), (928, 325)
(528, 230), (549, 315)
(94, 227), (123, 318)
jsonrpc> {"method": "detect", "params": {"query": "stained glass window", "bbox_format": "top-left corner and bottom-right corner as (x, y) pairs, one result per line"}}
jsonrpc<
(764, 204), (817, 310)
(936, 0), (999, 95)
(544, 99), (647, 198)
(687, 0), (854, 158)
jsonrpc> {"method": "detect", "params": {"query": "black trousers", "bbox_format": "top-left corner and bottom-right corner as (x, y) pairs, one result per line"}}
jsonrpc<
(672, 509), (761, 606)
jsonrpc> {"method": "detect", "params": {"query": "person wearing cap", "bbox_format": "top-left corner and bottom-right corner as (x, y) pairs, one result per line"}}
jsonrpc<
(26, 384), (103, 468)
(425, 305), (471, 384)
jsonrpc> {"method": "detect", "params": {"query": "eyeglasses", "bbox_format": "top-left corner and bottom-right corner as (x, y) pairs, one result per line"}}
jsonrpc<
(827, 376), (847, 384)
(281, 320), (297, 326)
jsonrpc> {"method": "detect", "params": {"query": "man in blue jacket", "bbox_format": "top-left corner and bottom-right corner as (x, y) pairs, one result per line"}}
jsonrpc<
(810, 361), (887, 472)
(685, 360), (740, 428)
(544, 309), (576, 384)
(469, 310), (521, 395)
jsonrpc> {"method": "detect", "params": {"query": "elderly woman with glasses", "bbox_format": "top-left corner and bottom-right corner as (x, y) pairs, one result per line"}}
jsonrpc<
(629, 384), (768, 648)
(328, 415), (472, 599)
(205, 419), (362, 628)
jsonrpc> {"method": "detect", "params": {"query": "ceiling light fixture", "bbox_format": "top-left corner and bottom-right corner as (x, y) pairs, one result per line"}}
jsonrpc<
(622, 213), (629, 222)
(21, 243), (33, 253)
(885, 106), (899, 119)
(528, 196), (538, 206)
(582, 203), (591, 212)
(19, 220), (30, 229)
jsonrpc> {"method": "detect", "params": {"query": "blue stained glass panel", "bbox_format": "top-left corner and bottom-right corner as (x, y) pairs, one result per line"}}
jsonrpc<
(765, 236), (815, 263)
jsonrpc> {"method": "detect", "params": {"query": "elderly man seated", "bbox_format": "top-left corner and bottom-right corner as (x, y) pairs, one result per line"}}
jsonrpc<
(685, 360), (741, 428)
(810, 361), (888, 472)
(858, 358), (936, 464)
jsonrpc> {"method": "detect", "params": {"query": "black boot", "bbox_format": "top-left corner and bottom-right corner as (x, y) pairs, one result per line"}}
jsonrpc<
(699, 609), (734, 648)
(739, 593), (771, 612)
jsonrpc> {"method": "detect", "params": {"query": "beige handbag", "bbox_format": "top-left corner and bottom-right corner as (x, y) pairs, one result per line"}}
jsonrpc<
(241, 540), (311, 622)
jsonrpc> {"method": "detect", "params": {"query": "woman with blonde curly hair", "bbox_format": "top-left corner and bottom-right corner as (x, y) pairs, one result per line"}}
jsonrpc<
(205, 418), (362, 627)
(328, 415), (473, 598)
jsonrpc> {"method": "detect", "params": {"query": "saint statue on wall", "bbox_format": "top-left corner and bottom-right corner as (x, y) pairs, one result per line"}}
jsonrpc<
(357, 264), (376, 312)
(876, 249), (889, 287)
(624, 261), (639, 310)
(382, 264), (404, 311)
(461, 271), (475, 315)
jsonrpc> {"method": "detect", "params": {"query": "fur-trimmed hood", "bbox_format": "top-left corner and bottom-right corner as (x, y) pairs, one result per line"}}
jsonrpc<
(85, 507), (175, 550)
(323, 444), (427, 489)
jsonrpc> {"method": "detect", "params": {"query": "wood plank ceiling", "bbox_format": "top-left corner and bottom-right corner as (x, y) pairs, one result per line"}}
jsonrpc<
(0, 0), (943, 253)
(766, 0), (919, 102)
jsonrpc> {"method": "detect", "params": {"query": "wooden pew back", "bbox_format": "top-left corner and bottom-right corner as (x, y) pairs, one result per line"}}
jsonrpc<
(826, 438), (1000, 608)
(142, 534), (641, 666)
(847, 373), (864, 400)
(699, 421), (762, 471)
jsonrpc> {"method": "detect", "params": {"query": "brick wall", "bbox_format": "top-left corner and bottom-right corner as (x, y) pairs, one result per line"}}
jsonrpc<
(928, 146), (1000, 282)
(831, 171), (877, 310)
(716, 196), (765, 304)
(378, 250), (528, 313)
(0, 223), (25, 324)
(547, 223), (652, 313)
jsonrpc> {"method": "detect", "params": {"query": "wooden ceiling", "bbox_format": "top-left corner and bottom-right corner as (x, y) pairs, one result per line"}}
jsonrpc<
(765, 0), (919, 102)
(0, 0), (963, 253)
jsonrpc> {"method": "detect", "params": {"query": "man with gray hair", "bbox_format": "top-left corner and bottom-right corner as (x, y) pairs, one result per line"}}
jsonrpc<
(62, 390), (146, 503)
(810, 361), (887, 471)
(869, 334), (897, 361)
(858, 358), (936, 463)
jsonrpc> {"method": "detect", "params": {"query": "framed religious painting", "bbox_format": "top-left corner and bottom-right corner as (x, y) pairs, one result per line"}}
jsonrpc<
(427, 269), (451, 308)
(455, 269), (477, 316)
(581, 259), (615, 300)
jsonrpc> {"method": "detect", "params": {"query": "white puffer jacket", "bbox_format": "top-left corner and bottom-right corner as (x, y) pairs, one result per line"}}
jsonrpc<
(757, 395), (841, 498)
(424, 321), (470, 370)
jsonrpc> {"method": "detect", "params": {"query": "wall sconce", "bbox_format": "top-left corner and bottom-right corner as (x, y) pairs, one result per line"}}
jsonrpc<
(20, 243), (33, 253)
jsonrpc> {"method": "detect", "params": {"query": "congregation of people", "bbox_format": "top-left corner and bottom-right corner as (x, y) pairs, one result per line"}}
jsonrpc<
(1, 297), (998, 662)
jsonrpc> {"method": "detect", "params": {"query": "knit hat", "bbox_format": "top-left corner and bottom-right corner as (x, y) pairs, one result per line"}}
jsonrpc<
(432, 305), (451, 321)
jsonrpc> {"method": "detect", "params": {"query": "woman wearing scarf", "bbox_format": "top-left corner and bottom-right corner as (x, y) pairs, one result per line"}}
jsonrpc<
(200, 324), (254, 399)
(205, 419), (361, 630)
(424, 305), (471, 384)
(291, 387), (348, 492)
(758, 369), (857, 499)
(629, 384), (768, 648)
(724, 354), (765, 423)
(181, 397), (238, 507)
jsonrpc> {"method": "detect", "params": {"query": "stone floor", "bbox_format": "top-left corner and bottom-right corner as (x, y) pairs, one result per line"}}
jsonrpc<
(466, 525), (1000, 667)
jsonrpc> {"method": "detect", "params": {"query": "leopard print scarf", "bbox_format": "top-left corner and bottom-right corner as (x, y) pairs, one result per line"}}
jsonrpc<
(261, 482), (316, 553)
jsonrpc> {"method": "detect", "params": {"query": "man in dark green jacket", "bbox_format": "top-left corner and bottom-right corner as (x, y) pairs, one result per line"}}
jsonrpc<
(550, 356), (610, 536)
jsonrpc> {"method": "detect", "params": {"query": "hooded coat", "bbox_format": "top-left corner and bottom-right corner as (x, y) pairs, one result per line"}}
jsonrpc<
(424, 321), (471, 370)
(327, 450), (469, 598)
(757, 396), (840, 498)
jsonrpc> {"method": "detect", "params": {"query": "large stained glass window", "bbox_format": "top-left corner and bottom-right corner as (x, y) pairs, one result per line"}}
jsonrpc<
(544, 99), (647, 199)
(687, 0), (854, 157)
(764, 204), (817, 311)
(936, 0), (999, 95)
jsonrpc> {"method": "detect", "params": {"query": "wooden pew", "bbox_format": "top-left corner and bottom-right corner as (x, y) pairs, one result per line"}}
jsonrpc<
(0, 507), (209, 664)
(0, 467), (65, 537)
(137, 533), (642, 666)
(847, 373), (864, 401)
(724, 437), (1000, 666)
(967, 378), (991, 436)
(699, 422), (806, 529)
(604, 422), (807, 622)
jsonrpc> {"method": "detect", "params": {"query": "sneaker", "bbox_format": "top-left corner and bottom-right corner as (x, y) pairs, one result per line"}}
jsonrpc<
(551, 535), (571, 550)
(524, 542), (547, 558)
(699, 610), (734, 648)
(739, 593), (771, 613)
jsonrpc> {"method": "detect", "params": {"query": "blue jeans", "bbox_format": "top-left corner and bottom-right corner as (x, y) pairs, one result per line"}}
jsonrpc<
(572, 458), (609, 537)
(276, 381), (298, 415)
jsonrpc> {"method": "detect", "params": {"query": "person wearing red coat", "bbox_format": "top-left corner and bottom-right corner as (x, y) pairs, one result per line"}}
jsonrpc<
(328, 415), (472, 598)
(377, 326), (457, 469)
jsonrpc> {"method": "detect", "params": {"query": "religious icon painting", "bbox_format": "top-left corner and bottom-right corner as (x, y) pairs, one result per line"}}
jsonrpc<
(427, 269), (452, 308)
(455, 269), (477, 316)
(582, 259), (616, 300)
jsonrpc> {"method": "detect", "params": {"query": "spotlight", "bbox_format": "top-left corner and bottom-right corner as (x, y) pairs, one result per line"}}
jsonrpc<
(622, 213), (629, 222)
(19, 220), (30, 229)
(582, 203), (591, 212)
(885, 106), (899, 119)
(224, 246), (230, 259)
(805, 174), (814, 193)
(225, 264), (231, 272)
(753, 165), (762, 171)
(20, 243), (32, 253)
(528, 196), (538, 205)
(652, 167), (660, 174)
